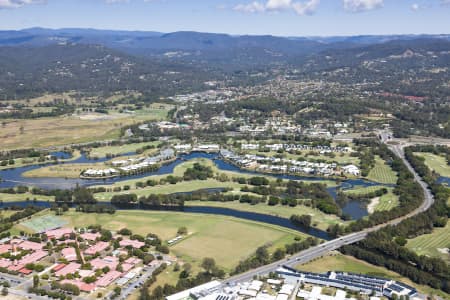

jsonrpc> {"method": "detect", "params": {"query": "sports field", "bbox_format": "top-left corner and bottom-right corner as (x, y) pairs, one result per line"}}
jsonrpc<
(20, 215), (67, 233)
(414, 152), (450, 177)
(407, 222), (450, 263)
(57, 210), (303, 271)
(366, 156), (398, 184)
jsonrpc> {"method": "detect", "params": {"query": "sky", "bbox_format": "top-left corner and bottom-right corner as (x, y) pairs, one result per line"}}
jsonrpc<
(0, 0), (449, 36)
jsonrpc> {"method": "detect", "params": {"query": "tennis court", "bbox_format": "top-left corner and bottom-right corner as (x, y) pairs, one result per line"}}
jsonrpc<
(20, 215), (67, 233)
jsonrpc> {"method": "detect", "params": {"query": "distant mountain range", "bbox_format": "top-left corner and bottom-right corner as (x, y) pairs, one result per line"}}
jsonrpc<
(0, 28), (449, 99)
(1, 28), (449, 59)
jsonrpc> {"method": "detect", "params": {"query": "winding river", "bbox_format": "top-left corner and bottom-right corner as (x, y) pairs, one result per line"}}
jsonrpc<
(0, 151), (392, 220)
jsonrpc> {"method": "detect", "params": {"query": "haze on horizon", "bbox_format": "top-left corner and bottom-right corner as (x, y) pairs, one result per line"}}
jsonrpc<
(0, 0), (449, 37)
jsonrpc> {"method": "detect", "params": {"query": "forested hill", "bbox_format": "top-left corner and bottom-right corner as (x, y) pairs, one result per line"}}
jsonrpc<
(0, 44), (214, 99)
(296, 38), (450, 99)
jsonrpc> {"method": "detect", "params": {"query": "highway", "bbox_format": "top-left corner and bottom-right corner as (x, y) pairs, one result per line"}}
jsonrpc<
(221, 140), (435, 286)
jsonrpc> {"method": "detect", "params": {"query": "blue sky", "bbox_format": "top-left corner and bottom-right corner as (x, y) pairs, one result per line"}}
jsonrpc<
(0, 0), (449, 36)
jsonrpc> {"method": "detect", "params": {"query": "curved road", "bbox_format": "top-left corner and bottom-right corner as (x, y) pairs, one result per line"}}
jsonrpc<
(222, 142), (435, 285)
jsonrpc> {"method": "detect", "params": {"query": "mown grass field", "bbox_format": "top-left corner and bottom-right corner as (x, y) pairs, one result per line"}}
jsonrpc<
(296, 253), (449, 298)
(407, 222), (450, 263)
(343, 185), (385, 195)
(375, 190), (399, 212)
(366, 156), (398, 184)
(414, 152), (450, 177)
(88, 141), (160, 158)
(0, 192), (55, 202)
(94, 179), (243, 201)
(54, 210), (303, 271)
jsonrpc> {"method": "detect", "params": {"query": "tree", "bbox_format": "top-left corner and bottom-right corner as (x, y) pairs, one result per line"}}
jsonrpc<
(1, 287), (7, 296)
(177, 227), (188, 235)
(33, 275), (39, 288)
(201, 258), (216, 273)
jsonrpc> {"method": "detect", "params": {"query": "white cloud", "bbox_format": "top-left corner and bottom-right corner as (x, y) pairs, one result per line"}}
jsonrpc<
(233, 0), (319, 15)
(233, 1), (266, 13)
(343, 0), (383, 12)
(292, 0), (319, 15)
(0, 0), (45, 9)
(105, 0), (130, 3)
(266, 0), (292, 10)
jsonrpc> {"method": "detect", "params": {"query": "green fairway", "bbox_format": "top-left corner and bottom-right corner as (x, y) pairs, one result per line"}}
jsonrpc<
(94, 179), (243, 201)
(296, 253), (449, 298)
(343, 185), (385, 195)
(186, 200), (346, 231)
(56, 210), (304, 271)
(88, 141), (160, 158)
(375, 190), (399, 212)
(366, 156), (398, 184)
(0, 193), (55, 202)
(414, 152), (450, 177)
(407, 222), (450, 263)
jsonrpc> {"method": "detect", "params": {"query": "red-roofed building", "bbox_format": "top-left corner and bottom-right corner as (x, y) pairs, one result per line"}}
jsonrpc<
(84, 241), (109, 255)
(19, 268), (33, 275)
(46, 228), (73, 239)
(0, 259), (12, 268)
(91, 256), (119, 271)
(61, 247), (77, 262)
(11, 240), (43, 251)
(53, 263), (67, 272)
(80, 232), (100, 241)
(0, 244), (11, 254)
(119, 238), (145, 249)
(61, 279), (96, 293)
(17, 250), (48, 266)
(55, 262), (81, 277)
(96, 270), (122, 287)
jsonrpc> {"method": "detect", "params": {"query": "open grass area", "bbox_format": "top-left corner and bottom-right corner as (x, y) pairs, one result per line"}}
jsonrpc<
(95, 179), (243, 201)
(366, 156), (398, 184)
(23, 162), (105, 178)
(0, 150), (82, 171)
(186, 201), (346, 231)
(407, 222), (450, 263)
(375, 189), (399, 212)
(343, 185), (385, 195)
(0, 192), (55, 202)
(0, 105), (169, 150)
(414, 152), (450, 177)
(88, 141), (160, 158)
(296, 253), (449, 298)
(53, 210), (303, 271)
